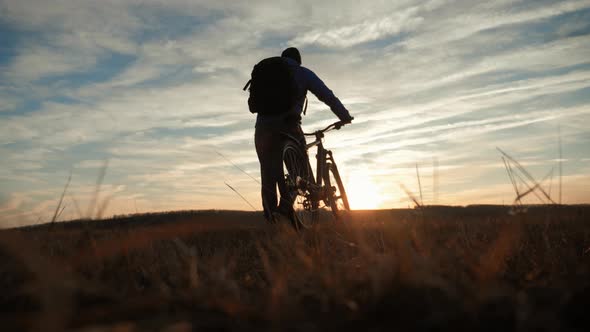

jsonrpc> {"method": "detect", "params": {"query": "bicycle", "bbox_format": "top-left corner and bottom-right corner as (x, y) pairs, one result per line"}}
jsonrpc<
(282, 120), (352, 229)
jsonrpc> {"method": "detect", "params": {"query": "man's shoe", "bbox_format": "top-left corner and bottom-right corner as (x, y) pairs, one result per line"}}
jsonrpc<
(269, 211), (282, 224)
(264, 211), (279, 224)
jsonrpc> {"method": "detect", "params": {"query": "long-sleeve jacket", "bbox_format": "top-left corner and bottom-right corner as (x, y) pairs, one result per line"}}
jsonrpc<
(255, 57), (352, 128)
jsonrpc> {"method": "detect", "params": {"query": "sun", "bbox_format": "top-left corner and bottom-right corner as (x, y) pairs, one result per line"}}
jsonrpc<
(344, 171), (383, 210)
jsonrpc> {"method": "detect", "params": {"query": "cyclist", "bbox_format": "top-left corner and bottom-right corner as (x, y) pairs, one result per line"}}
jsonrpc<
(251, 47), (353, 225)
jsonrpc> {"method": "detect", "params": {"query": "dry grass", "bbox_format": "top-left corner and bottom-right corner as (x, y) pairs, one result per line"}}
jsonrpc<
(1, 206), (589, 331)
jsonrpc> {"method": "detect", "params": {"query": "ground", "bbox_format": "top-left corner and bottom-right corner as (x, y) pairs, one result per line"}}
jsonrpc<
(1, 206), (589, 331)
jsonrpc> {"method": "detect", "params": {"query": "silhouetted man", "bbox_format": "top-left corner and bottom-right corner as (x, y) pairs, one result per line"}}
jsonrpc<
(249, 47), (353, 224)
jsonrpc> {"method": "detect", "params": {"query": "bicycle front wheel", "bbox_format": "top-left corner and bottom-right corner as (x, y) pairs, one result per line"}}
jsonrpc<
(282, 140), (318, 229)
(324, 162), (350, 219)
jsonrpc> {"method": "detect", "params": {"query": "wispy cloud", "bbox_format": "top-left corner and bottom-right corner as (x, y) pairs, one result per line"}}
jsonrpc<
(289, 6), (425, 48)
(4, 45), (97, 82)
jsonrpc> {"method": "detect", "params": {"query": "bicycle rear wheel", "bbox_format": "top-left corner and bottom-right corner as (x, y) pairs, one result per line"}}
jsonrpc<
(282, 140), (318, 229)
(324, 162), (350, 219)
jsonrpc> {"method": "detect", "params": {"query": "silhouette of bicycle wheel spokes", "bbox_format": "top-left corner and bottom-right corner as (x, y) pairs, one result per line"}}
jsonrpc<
(282, 141), (318, 228)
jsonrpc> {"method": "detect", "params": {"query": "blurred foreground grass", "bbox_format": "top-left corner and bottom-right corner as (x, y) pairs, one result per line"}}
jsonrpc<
(1, 206), (589, 331)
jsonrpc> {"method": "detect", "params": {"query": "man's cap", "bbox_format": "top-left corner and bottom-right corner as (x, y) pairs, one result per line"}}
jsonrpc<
(281, 47), (301, 65)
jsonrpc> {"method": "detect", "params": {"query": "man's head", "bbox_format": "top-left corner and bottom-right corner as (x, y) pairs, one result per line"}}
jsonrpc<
(281, 47), (301, 65)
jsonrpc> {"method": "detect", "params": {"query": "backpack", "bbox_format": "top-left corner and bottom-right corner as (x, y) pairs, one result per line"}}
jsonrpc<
(243, 57), (298, 115)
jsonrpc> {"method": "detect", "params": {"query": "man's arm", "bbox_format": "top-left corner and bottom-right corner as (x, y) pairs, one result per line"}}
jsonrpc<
(302, 67), (353, 122)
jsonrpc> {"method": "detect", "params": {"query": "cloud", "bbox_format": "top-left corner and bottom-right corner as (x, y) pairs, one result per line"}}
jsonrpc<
(4, 45), (98, 82)
(0, 193), (27, 213)
(401, 0), (590, 50)
(0, 94), (20, 112)
(0, 0), (143, 33)
(289, 7), (424, 48)
(1, 0), (589, 224)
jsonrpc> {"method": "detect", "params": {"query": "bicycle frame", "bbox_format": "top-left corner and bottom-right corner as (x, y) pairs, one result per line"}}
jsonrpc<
(302, 122), (344, 203)
(305, 131), (330, 189)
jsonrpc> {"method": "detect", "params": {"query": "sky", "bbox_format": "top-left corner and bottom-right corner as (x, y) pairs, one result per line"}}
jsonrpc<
(1, 0), (589, 227)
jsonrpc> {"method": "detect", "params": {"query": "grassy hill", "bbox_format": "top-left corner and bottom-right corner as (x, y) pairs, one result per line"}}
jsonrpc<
(1, 206), (589, 331)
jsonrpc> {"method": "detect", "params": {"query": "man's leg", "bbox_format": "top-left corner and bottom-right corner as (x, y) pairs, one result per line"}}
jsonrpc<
(255, 129), (278, 222)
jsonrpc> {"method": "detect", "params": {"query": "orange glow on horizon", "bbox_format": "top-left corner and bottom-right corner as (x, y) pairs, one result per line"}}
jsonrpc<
(344, 171), (384, 210)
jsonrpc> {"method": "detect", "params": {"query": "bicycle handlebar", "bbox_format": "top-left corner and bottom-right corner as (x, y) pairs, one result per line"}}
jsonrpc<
(303, 118), (354, 136)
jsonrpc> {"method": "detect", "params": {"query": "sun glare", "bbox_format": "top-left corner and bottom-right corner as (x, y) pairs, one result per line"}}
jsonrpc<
(345, 171), (383, 210)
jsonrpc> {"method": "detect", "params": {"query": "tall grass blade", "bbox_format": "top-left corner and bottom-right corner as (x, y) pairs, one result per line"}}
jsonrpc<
(51, 173), (71, 223)
(87, 160), (109, 218)
(558, 125), (562, 204)
(416, 163), (423, 206)
(399, 183), (422, 208)
(216, 151), (260, 184)
(225, 182), (258, 211)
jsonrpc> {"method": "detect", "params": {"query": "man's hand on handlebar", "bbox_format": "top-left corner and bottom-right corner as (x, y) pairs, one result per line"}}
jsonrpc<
(335, 116), (354, 129)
